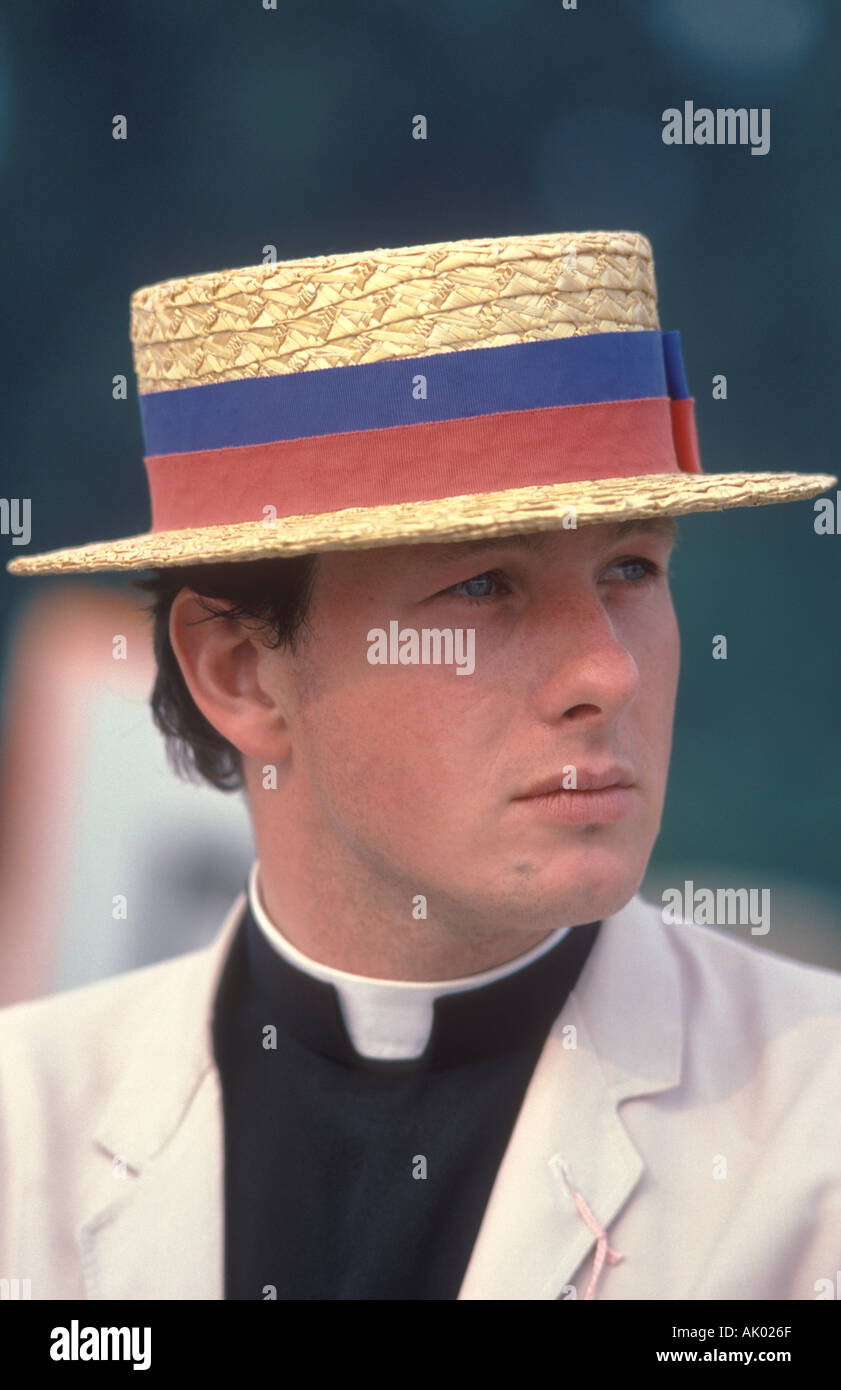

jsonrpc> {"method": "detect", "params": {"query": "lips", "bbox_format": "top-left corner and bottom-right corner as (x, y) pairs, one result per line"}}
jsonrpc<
(515, 767), (635, 797)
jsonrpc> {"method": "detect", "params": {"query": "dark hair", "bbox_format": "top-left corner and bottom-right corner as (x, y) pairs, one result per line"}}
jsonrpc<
(129, 553), (320, 793)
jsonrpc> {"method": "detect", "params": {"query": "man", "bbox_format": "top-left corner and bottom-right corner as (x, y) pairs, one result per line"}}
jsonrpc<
(3, 229), (840, 1300)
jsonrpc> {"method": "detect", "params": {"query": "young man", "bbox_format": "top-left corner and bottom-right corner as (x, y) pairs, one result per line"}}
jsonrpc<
(3, 230), (840, 1300)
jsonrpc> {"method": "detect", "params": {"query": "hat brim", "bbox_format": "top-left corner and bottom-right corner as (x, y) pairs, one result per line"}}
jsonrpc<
(6, 471), (837, 576)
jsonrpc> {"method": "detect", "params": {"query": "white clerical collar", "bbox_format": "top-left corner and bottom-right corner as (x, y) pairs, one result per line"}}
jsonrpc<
(247, 860), (570, 1061)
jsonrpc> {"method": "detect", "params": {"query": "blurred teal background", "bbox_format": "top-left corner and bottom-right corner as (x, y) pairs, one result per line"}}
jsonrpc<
(0, 0), (839, 965)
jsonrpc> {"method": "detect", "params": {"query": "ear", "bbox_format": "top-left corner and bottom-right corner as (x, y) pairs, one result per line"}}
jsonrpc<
(168, 589), (292, 761)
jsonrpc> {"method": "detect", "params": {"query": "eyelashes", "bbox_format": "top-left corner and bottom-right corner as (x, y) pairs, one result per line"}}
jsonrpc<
(440, 557), (665, 605)
(607, 557), (664, 583)
(443, 568), (512, 605)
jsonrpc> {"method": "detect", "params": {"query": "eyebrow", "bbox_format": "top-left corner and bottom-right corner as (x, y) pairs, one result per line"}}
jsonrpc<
(428, 516), (678, 564)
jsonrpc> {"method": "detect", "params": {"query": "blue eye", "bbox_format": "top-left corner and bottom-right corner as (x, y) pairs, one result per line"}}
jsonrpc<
(439, 557), (663, 605)
(445, 569), (511, 603)
(607, 557), (663, 583)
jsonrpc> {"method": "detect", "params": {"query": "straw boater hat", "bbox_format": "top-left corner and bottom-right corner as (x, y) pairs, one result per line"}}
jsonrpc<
(6, 229), (835, 577)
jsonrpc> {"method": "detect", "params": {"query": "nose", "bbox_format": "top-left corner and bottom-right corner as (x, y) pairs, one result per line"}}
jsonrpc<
(530, 591), (641, 726)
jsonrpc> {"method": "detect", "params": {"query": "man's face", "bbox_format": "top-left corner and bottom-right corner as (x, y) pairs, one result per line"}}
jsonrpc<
(259, 518), (679, 936)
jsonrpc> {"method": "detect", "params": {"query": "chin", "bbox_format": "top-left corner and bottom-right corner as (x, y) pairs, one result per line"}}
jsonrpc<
(572, 877), (642, 925)
(495, 845), (649, 931)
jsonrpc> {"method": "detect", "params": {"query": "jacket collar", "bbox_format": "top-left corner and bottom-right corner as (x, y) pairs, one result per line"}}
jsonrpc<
(79, 890), (680, 1300)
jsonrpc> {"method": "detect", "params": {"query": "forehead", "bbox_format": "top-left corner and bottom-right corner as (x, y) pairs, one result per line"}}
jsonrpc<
(422, 517), (678, 565)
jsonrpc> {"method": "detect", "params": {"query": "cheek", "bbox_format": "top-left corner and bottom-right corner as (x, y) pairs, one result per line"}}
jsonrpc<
(636, 590), (679, 674)
(639, 612), (680, 756)
(661, 609), (681, 700)
(615, 594), (677, 730)
(297, 666), (474, 822)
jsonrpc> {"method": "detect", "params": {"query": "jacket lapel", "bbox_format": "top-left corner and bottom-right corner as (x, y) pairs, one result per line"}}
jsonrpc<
(78, 890), (680, 1300)
(78, 891), (247, 1300)
(457, 894), (682, 1300)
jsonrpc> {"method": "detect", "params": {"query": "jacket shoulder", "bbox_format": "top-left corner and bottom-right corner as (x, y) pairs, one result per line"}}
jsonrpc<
(650, 899), (841, 1007)
(0, 888), (245, 1050)
(632, 895), (841, 1100)
(0, 909), (238, 1121)
(0, 938), (213, 1040)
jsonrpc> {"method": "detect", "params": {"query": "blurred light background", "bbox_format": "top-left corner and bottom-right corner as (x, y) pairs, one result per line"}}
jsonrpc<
(0, 0), (839, 997)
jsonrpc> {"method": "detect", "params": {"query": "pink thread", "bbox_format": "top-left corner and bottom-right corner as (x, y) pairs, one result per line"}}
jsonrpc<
(571, 1189), (624, 1300)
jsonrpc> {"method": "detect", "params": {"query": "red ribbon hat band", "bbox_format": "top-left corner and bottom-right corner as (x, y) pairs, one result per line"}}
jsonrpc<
(139, 329), (702, 532)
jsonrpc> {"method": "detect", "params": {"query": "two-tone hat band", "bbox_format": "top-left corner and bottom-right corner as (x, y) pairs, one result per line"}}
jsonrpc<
(139, 329), (702, 531)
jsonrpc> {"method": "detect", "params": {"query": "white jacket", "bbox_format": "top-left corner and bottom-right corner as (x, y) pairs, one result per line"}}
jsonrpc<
(1, 891), (840, 1300)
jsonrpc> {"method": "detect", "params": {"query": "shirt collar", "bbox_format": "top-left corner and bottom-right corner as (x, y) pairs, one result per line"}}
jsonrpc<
(246, 860), (599, 1066)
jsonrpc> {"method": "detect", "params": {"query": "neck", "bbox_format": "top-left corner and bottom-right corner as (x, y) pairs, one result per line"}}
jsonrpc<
(250, 813), (553, 982)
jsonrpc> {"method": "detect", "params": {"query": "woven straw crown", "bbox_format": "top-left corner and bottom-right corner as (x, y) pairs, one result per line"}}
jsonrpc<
(130, 230), (659, 393)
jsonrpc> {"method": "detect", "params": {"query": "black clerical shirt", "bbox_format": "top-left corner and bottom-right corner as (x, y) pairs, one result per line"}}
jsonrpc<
(211, 892), (600, 1300)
